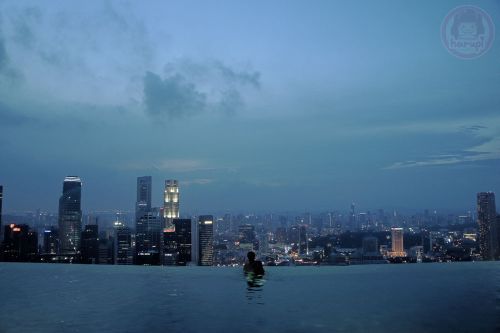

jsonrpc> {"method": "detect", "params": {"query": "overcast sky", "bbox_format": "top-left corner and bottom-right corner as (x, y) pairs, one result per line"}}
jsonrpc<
(0, 0), (499, 214)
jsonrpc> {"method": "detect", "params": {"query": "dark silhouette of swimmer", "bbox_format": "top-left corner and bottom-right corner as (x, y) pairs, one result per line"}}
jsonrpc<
(244, 251), (265, 287)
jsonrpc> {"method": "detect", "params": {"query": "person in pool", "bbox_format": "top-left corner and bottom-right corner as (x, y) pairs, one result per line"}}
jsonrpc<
(243, 251), (265, 278)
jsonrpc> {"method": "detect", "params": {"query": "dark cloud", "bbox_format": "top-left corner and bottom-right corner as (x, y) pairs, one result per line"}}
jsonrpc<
(143, 59), (260, 119)
(217, 89), (244, 115)
(0, 20), (22, 82)
(143, 71), (206, 118)
(212, 60), (260, 88)
(9, 6), (41, 49)
(0, 37), (7, 71)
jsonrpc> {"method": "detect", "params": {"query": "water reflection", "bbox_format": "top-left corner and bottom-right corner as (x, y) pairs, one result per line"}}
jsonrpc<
(245, 274), (265, 305)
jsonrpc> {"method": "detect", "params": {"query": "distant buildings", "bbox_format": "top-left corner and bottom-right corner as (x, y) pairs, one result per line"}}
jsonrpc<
(58, 176), (82, 257)
(136, 176), (152, 215)
(477, 192), (498, 260)
(81, 224), (99, 264)
(0, 185), (3, 241)
(162, 228), (177, 265)
(389, 228), (405, 257)
(114, 221), (133, 265)
(174, 219), (191, 265)
(198, 215), (214, 266)
(135, 176), (162, 265)
(238, 223), (259, 253)
(362, 236), (378, 254)
(43, 227), (59, 255)
(135, 209), (162, 265)
(163, 180), (179, 229)
(2, 224), (37, 261)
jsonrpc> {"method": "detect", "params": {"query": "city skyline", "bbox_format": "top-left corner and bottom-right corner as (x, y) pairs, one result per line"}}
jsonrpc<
(0, 1), (499, 212)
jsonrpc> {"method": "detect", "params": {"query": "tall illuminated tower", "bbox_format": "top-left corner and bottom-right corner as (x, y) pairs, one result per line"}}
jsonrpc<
(163, 180), (179, 229)
(477, 192), (498, 260)
(58, 176), (82, 256)
(391, 227), (404, 257)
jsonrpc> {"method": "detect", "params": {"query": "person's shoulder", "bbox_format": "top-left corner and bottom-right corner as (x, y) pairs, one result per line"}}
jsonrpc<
(243, 262), (252, 272)
(254, 260), (265, 274)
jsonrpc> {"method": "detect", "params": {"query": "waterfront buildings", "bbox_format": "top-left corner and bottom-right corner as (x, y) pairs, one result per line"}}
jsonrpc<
(114, 221), (133, 265)
(174, 218), (191, 265)
(0, 185), (3, 241)
(43, 227), (59, 255)
(81, 224), (99, 264)
(390, 228), (405, 257)
(198, 215), (214, 266)
(477, 192), (498, 260)
(58, 176), (82, 257)
(1, 223), (37, 261)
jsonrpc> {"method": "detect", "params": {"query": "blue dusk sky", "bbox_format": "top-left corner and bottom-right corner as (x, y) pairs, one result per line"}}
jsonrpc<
(0, 0), (499, 213)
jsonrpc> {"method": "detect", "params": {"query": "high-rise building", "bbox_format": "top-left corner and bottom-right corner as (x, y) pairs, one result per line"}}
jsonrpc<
(174, 218), (191, 265)
(135, 209), (162, 265)
(162, 229), (177, 265)
(390, 228), (405, 257)
(0, 185), (3, 241)
(58, 176), (82, 256)
(98, 234), (114, 265)
(43, 227), (59, 255)
(114, 221), (133, 265)
(135, 176), (161, 265)
(81, 224), (99, 264)
(1, 224), (37, 262)
(163, 180), (179, 229)
(349, 202), (356, 230)
(477, 192), (498, 260)
(198, 215), (214, 266)
(136, 176), (152, 219)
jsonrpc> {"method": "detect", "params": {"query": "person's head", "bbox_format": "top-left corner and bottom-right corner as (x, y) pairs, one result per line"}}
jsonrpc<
(247, 251), (256, 262)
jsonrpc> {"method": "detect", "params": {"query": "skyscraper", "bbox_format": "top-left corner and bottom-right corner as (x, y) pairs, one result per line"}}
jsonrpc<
(390, 228), (405, 257)
(136, 176), (152, 219)
(1, 224), (37, 262)
(114, 221), (133, 265)
(135, 209), (162, 265)
(43, 227), (59, 256)
(163, 180), (179, 229)
(81, 224), (99, 264)
(0, 185), (3, 241)
(58, 176), (82, 257)
(174, 218), (191, 265)
(477, 192), (498, 260)
(198, 215), (214, 266)
(135, 176), (161, 265)
(162, 229), (177, 265)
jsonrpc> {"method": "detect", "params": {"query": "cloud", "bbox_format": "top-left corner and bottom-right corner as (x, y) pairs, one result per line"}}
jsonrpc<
(143, 71), (206, 118)
(385, 125), (500, 169)
(143, 58), (260, 119)
(212, 60), (260, 88)
(0, 101), (33, 126)
(180, 178), (215, 186)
